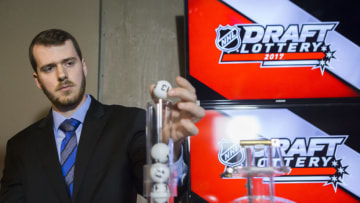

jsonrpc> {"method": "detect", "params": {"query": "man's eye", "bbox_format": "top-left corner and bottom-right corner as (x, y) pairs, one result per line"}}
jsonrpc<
(42, 66), (54, 72)
(65, 61), (75, 67)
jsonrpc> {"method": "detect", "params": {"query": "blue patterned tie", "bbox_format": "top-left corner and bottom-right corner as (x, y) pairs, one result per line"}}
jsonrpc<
(59, 118), (80, 196)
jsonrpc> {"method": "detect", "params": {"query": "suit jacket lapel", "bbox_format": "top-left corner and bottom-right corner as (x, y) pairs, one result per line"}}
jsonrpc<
(36, 112), (71, 202)
(72, 98), (106, 200)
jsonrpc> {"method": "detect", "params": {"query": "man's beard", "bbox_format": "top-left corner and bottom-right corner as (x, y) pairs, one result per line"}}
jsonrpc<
(40, 73), (86, 111)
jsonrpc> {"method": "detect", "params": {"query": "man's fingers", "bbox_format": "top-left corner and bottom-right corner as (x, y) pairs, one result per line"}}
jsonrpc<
(176, 76), (196, 93)
(150, 76), (197, 102)
(180, 119), (199, 136)
(168, 87), (197, 102)
(149, 84), (155, 92)
(177, 102), (205, 121)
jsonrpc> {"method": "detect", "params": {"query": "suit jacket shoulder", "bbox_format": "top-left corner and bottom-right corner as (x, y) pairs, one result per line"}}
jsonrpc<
(1, 97), (147, 203)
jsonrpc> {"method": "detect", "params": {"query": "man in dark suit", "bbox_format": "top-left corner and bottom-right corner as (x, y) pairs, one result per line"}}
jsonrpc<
(0, 29), (205, 203)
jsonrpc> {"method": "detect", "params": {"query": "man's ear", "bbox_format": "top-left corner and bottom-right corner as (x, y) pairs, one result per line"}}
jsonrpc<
(33, 72), (42, 90)
(82, 58), (88, 77)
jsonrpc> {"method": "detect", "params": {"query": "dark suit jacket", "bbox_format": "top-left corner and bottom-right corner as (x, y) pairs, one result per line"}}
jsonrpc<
(0, 97), (147, 203)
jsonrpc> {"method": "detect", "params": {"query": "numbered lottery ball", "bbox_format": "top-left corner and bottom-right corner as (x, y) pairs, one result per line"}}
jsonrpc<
(153, 80), (172, 99)
(151, 183), (169, 193)
(151, 143), (169, 163)
(151, 183), (170, 203)
(150, 163), (169, 183)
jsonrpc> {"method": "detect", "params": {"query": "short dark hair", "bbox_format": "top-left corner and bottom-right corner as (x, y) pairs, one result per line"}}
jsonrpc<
(29, 29), (83, 72)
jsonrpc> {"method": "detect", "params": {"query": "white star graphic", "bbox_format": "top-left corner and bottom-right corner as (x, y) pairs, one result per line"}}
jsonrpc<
(320, 59), (326, 66)
(338, 167), (344, 174)
(326, 52), (332, 58)
(332, 160), (338, 167)
(331, 175), (337, 182)
(321, 45), (328, 52)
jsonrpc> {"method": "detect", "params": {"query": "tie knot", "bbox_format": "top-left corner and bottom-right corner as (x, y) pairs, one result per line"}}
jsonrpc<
(59, 118), (81, 132)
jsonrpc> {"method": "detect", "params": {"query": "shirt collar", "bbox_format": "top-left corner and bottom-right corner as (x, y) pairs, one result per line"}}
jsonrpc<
(52, 94), (92, 130)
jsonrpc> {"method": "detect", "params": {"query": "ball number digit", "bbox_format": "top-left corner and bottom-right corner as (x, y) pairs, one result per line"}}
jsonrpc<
(150, 163), (170, 183)
(153, 80), (172, 99)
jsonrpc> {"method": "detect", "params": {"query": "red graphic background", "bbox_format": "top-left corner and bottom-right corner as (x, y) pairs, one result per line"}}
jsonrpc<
(187, 0), (360, 100)
(190, 110), (358, 202)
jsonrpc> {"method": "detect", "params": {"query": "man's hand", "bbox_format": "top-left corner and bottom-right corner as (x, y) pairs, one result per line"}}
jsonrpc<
(150, 76), (205, 160)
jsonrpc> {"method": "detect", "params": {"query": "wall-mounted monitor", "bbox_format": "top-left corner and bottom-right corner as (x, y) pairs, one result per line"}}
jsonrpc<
(189, 103), (360, 202)
(186, 0), (360, 104)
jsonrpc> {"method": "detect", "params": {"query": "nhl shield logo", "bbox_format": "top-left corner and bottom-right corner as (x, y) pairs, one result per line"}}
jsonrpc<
(218, 139), (245, 167)
(215, 25), (241, 53)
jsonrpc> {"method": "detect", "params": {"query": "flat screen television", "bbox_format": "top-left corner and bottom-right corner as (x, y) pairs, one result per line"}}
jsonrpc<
(185, 0), (360, 105)
(188, 103), (360, 202)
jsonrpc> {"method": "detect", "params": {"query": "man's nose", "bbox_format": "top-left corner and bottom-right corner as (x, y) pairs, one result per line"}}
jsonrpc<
(56, 65), (68, 81)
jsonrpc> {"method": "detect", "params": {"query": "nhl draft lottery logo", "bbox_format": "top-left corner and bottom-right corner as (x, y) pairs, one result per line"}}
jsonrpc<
(218, 138), (245, 167)
(215, 23), (338, 75)
(215, 25), (241, 53)
(218, 136), (349, 192)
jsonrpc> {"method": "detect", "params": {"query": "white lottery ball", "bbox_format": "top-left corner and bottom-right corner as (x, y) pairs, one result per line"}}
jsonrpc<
(151, 183), (169, 193)
(150, 163), (169, 183)
(151, 143), (169, 163)
(151, 183), (170, 203)
(153, 80), (172, 99)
